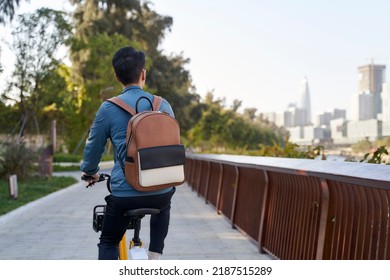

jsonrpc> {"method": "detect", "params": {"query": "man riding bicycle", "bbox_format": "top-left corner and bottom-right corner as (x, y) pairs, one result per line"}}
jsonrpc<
(81, 46), (176, 260)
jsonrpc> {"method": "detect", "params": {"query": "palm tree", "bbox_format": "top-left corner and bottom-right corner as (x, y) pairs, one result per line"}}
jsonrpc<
(0, 0), (22, 24)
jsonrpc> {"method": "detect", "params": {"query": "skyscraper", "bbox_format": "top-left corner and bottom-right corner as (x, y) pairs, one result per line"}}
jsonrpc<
(357, 62), (386, 117)
(297, 76), (312, 125)
(352, 92), (374, 121)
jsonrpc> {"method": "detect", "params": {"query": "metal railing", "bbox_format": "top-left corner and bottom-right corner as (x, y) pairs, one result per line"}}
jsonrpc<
(184, 153), (390, 260)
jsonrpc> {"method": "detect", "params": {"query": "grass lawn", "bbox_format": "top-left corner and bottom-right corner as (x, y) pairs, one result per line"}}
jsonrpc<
(0, 176), (77, 216)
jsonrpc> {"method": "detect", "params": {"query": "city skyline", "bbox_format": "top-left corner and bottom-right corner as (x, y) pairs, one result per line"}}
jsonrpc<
(267, 61), (387, 124)
(151, 0), (390, 118)
(280, 61), (389, 146)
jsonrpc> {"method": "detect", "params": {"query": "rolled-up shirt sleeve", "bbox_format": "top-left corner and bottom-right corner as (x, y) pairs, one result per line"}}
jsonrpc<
(80, 102), (110, 175)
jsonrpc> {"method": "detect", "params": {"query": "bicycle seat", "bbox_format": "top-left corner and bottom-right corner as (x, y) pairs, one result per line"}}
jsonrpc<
(124, 208), (160, 217)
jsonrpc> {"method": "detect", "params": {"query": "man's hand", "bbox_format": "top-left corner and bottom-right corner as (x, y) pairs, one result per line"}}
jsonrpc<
(82, 172), (100, 186)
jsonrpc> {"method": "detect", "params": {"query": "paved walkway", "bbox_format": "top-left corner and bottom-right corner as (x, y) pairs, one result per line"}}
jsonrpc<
(0, 170), (271, 260)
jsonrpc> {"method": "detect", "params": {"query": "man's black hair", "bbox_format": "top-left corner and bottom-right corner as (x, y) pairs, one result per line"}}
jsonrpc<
(112, 47), (145, 85)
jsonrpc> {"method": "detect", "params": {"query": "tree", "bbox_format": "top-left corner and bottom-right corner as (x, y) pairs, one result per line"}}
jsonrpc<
(70, 0), (200, 141)
(0, 0), (25, 73)
(0, 0), (23, 24)
(243, 107), (257, 121)
(1, 8), (72, 140)
(70, 0), (172, 55)
(231, 99), (242, 112)
(70, 0), (172, 78)
(69, 33), (140, 152)
(187, 94), (283, 152)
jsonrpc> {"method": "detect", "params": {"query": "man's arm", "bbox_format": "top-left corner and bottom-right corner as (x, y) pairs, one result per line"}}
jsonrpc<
(80, 102), (110, 178)
(160, 98), (175, 118)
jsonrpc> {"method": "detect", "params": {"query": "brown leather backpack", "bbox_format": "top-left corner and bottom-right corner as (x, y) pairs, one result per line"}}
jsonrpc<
(107, 95), (185, 192)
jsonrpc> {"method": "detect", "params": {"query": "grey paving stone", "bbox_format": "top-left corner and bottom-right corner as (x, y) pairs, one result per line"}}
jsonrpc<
(0, 171), (271, 260)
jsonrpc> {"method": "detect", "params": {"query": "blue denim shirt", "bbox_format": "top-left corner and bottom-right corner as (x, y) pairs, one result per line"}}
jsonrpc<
(80, 86), (175, 197)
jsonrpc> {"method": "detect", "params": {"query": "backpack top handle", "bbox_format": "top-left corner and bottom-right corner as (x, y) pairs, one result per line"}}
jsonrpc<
(135, 96), (162, 114)
(107, 95), (162, 115)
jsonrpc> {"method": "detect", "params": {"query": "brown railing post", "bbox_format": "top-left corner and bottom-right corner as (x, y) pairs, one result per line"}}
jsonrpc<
(184, 157), (191, 186)
(193, 159), (201, 192)
(195, 160), (202, 195)
(216, 163), (224, 215)
(258, 169), (269, 254)
(230, 165), (240, 228)
(204, 161), (211, 204)
(189, 158), (196, 186)
(316, 178), (330, 259)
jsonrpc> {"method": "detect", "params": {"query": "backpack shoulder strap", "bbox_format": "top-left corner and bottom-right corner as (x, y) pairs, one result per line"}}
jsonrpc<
(152, 95), (163, 111)
(106, 97), (136, 115)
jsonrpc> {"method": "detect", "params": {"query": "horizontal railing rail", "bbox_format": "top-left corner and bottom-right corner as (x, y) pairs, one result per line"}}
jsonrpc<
(184, 153), (390, 260)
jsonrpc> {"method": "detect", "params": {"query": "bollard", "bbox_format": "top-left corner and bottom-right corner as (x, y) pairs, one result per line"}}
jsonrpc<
(9, 174), (18, 199)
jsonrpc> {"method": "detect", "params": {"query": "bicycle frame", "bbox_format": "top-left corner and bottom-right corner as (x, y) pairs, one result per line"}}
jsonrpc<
(119, 235), (128, 260)
(84, 173), (154, 260)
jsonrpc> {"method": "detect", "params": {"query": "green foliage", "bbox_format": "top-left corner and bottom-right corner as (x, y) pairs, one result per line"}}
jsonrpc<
(0, 175), (77, 215)
(258, 138), (325, 159)
(0, 101), (19, 133)
(71, 0), (172, 55)
(350, 138), (390, 164)
(187, 93), (284, 152)
(2, 8), (72, 139)
(70, 0), (200, 144)
(0, 142), (37, 180)
(73, 33), (136, 107)
(360, 145), (390, 164)
(0, 0), (22, 24)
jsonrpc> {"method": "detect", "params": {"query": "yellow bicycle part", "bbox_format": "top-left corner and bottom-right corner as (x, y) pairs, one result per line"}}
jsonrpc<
(119, 233), (128, 260)
(129, 240), (143, 249)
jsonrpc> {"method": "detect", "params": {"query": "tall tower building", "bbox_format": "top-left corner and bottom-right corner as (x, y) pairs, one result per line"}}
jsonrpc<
(357, 62), (386, 117)
(297, 76), (312, 125)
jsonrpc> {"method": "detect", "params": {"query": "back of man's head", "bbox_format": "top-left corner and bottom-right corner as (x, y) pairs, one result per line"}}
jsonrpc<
(112, 47), (145, 85)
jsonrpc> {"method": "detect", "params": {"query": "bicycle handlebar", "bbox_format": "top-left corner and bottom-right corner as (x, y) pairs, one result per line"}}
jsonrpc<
(81, 173), (111, 193)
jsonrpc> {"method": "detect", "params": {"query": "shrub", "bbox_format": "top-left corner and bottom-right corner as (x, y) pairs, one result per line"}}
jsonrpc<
(360, 145), (390, 164)
(0, 142), (37, 181)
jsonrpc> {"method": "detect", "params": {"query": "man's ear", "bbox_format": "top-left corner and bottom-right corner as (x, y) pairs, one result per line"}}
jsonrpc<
(141, 69), (146, 82)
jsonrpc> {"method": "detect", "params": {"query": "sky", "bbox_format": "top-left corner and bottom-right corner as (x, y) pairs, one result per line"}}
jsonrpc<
(1, 0), (390, 120)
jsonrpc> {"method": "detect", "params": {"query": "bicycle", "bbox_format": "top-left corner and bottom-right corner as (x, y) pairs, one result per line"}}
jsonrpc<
(81, 173), (160, 260)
